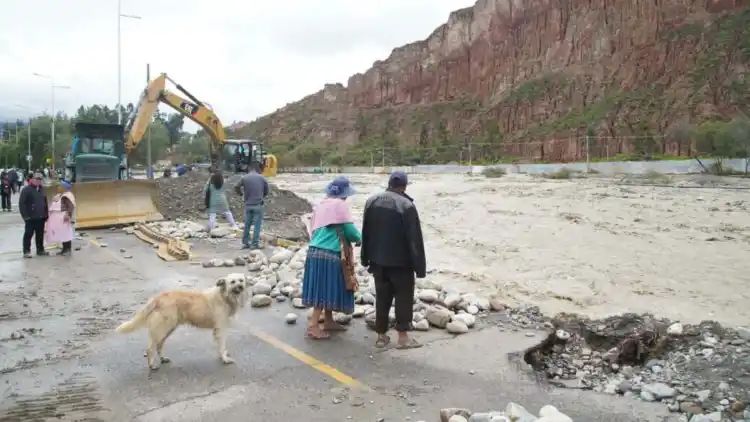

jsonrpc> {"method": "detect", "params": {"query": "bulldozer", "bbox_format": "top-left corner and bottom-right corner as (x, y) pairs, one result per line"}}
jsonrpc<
(56, 72), (278, 229)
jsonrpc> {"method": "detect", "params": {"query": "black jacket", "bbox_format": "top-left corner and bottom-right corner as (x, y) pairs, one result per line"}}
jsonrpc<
(361, 190), (426, 278)
(19, 185), (48, 221)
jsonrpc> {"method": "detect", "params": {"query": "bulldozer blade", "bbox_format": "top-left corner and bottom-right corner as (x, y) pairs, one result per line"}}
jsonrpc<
(47, 180), (163, 229)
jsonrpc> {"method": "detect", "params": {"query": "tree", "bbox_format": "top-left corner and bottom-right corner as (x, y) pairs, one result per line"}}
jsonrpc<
(165, 114), (185, 146)
(666, 118), (693, 156)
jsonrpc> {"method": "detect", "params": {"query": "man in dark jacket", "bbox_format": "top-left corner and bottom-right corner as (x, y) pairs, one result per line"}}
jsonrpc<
(8, 169), (19, 194)
(361, 171), (426, 349)
(19, 172), (49, 258)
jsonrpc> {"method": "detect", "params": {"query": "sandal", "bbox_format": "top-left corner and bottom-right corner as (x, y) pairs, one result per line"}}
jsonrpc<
(396, 338), (423, 350)
(375, 335), (391, 348)
(305, 327), (331, 340)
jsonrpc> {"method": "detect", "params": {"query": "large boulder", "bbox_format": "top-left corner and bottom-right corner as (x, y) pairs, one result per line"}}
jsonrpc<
(426, 307), (452, 328)
(251, 294), (272, 308)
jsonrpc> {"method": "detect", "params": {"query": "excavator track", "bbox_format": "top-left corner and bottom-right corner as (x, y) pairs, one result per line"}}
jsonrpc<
(132, 223), (191, 261)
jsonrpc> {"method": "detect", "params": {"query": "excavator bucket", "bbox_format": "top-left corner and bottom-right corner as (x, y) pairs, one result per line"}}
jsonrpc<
(47, 180), (163, 229)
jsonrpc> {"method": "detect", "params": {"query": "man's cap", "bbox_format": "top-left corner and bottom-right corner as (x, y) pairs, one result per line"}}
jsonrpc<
(388, 171), (408, 188)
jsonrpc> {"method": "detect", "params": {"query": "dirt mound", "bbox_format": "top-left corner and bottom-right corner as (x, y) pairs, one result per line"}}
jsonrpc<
(156, 171), (311, 240)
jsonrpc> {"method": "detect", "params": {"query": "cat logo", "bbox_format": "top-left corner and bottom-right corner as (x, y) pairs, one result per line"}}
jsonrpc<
(180, 101), (198, 115)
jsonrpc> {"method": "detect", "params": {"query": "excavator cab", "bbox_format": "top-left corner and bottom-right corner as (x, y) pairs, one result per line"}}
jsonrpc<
(221, 139), (277, 176)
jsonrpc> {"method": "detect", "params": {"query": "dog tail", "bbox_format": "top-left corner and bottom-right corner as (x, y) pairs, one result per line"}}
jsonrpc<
(116, 298), (157, 334)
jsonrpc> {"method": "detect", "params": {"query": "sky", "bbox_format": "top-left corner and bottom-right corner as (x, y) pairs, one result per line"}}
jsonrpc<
(0, 0), (475, 132)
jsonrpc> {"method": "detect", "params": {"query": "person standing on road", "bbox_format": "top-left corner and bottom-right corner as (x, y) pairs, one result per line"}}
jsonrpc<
(204, 171), (238, 232)
(19, 172), (49, 258)
(8, 169), (19, 194)
(1, 172), (12, 212)
(361, 171), (426, 349)
(302, 176), (361, 340)
(234, 163), (269, 249)
(45, 181), (76, 256)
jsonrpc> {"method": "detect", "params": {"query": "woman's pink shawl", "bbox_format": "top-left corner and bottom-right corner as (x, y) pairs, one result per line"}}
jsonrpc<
(309, 197), (353, 236)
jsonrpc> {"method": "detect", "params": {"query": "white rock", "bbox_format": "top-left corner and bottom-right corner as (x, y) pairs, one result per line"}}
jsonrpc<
(352, 306), (365, 318)
(210, 227), (233, 238)
(276, 295), (287, 302)
(426, 308), (452, 328)
(270, 249), (294, 264)
(416, 279), (442, 291)
(468, 412), (509, 422)
(210, 258), (224, 267)
(466, 305), (480, 315)
(361, 292), (376, 304)
(642, 382), (676, 399)
(667, 323), (684, 336)
(251, 294), (272, 308)
(737, 326), (750, 341)
(247, 262), (263, 272)
(446, 321), (469, 334)
(538, 405), (572, 422)
(333, 313), (352, 325)
(452, 313), (476, 328)
(505, 402), (537, 422)
(414, 319), (430, 331)
(413, 312), (425, 322)
(223, 259), (235, 267)
(489, 297), (506, 312)
(474, 296), (490, 311)
(555, 329), (571, 341)
(252, 282), (272, 295)
(285, 313), (298, 324)
(269, 289), (280, 298)
(448, 416), (468, 422)
(418, 289), (440, 303)
(292, 298), (306, 309)
(689, 413), (722, 422)
(443, 293), (462, 309)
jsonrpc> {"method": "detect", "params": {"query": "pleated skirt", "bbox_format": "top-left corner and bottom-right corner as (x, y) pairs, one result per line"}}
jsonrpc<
(301, 247), (354, 314)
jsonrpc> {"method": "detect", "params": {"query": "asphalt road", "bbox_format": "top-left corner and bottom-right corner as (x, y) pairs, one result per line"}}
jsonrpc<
(0, 207), (677, 422)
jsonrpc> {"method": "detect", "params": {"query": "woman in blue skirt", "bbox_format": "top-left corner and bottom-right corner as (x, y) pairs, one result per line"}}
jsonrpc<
(302, 176), (361, 340)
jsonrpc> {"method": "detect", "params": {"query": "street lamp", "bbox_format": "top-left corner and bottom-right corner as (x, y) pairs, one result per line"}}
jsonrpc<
(33, 73), (71, 172)
(118, 0), (141, 124)
(15, 104), (36, 172)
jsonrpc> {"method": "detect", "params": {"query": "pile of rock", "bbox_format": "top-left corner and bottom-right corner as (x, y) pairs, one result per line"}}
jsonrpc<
(529, 314), (750, 421)
(155, 171), (311, 240)
(141, 219), (211, 240)
(440, 402), (573, 422)
(234, 245), (509, 335)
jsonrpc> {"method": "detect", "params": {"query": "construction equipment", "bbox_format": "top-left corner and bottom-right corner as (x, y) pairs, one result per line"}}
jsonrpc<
(56, 123), (163, 229)
(126, 73), (278, 176)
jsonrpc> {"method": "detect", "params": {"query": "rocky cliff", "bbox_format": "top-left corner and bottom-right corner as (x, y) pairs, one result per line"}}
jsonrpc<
(234, 0), (750, 165)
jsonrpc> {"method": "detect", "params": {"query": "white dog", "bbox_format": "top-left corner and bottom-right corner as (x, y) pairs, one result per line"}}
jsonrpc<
(116, 273), (248, 370)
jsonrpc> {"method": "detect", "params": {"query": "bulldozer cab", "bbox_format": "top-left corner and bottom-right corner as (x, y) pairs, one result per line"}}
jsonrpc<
(68, 123), (126, 182)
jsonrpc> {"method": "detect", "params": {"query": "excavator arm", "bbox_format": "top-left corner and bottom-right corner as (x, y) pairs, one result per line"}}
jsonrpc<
(125, 73), (225, 156)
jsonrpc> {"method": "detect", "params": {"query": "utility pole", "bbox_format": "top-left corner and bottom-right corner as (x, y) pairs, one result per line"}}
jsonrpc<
(585, 134), (591, 173)
(27, 118), (32, 172)
(468, 143), (472, 167)
(117, 0), (142, 124)
(369, 151), (374, 171)
(381, 148), (385, 168)
(146, 63), (152, 178)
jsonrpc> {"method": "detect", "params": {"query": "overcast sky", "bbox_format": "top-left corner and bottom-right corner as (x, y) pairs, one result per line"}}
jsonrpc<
(0, 0), (474, 131)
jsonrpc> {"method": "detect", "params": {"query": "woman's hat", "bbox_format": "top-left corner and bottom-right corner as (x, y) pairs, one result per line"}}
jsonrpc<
(325, 176), (356, 199)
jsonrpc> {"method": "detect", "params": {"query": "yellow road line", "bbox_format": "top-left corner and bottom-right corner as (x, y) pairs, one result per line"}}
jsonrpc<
(249, 328), (367, 390)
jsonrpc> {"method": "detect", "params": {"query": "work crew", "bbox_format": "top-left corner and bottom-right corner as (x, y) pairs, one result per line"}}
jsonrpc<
(361, 171), (426, 349)
(19, 172), (49, 258)
(301, 176), (361, 340)
(235, 162), (268, 249)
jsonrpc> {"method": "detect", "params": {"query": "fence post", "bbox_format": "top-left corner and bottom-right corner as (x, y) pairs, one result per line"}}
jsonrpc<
(585, 135), (590, 172)
(381, 148), (385, 168)
(468, 143), (472, 168)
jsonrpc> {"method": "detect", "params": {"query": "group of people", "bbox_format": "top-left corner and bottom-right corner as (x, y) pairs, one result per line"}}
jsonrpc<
(17, 173), (77, 258)
(302, 171), (426, 349)
(203, 162), (269, 249)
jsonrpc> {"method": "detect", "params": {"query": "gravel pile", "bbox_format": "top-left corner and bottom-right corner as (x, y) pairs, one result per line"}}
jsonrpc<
(155, 171), (311, 240)
(524, 313), (750, 421)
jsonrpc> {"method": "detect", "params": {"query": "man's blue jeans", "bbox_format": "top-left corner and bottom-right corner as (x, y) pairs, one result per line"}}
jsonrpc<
(243, 205), (264, 247)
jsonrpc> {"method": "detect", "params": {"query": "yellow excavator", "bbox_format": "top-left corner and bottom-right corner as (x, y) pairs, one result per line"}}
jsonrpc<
(60, 73), (278, 229)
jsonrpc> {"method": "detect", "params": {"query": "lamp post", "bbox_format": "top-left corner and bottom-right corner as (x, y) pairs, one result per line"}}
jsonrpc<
(117, 0), (141, 124)
(33, 73), (71, 172)
(14, 104), (34, 172)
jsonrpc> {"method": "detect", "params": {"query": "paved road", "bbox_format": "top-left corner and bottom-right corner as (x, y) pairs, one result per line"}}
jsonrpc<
(0, 208), (677, 421)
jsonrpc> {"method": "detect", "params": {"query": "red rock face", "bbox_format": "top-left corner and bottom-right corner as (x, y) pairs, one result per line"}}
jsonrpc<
(238, 0), (750, 163)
